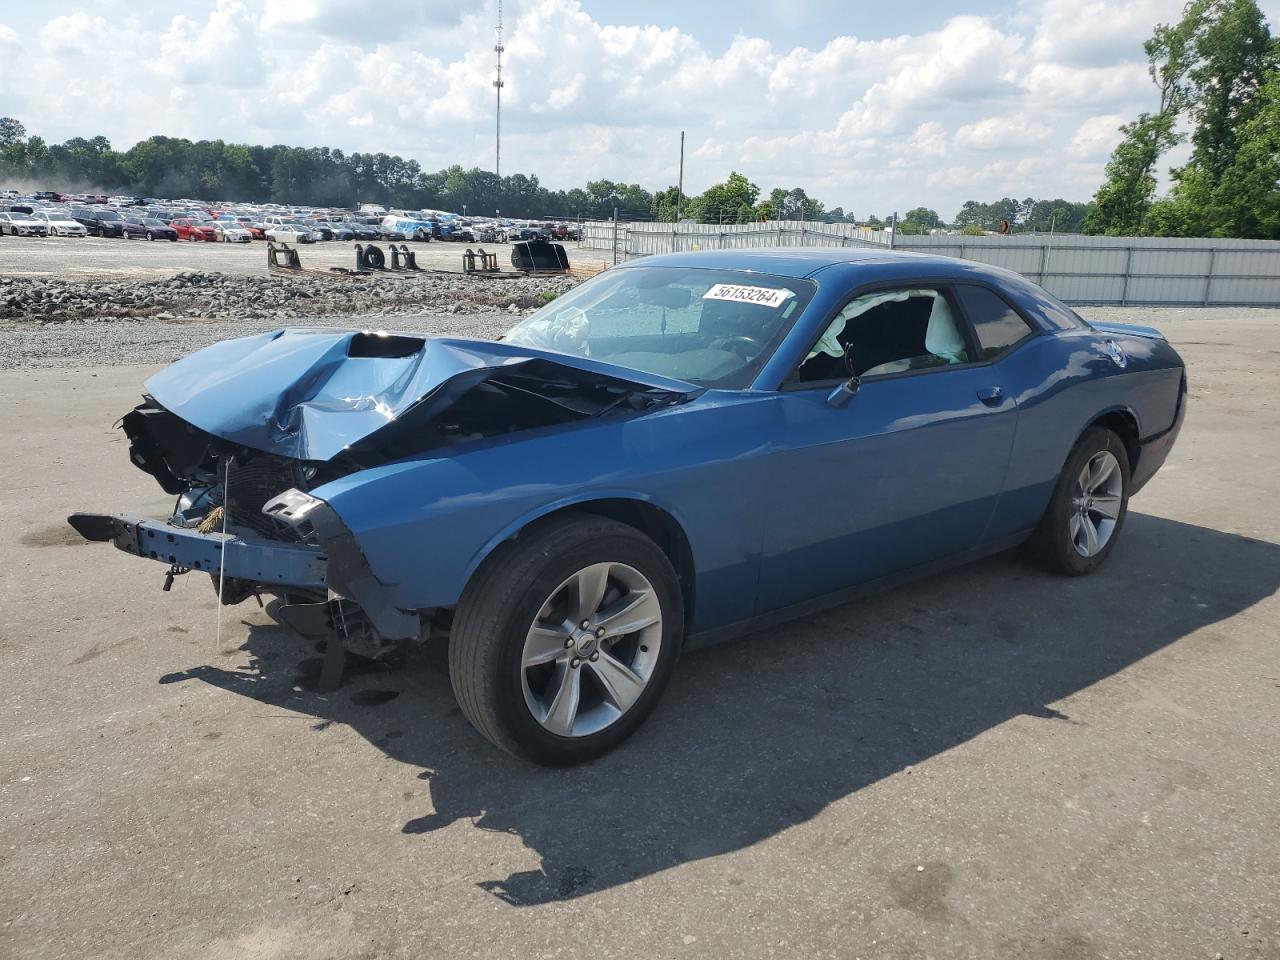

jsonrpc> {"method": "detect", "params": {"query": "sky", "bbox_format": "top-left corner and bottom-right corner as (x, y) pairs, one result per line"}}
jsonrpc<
(1, 0), (1278, 219)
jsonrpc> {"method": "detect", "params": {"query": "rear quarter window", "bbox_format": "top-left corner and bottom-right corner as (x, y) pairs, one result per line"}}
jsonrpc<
(955, 285), (1036, 359)
(1033, 290), (1088, 331)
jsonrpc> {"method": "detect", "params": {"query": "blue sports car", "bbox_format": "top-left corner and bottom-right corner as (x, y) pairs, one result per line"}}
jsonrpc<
(69, 249), (1186, 765)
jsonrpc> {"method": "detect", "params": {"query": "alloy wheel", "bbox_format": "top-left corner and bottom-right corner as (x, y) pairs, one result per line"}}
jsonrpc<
(1069, 450), (1123, 557)
(520, 561), (663, 738)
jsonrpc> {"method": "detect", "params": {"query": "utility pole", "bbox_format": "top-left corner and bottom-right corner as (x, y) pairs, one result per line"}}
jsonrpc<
(493, 0), (505, 179)
(675, 130), (684, 223)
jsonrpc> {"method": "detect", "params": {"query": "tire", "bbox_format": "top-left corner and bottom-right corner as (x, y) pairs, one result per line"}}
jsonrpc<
(1024, 427), (1131, 576)
(146, 232), (153, 241)
(449, 514), (684, 766)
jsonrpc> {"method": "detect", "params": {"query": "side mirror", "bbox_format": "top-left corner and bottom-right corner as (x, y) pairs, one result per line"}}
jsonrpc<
(826, 376), (861, 408)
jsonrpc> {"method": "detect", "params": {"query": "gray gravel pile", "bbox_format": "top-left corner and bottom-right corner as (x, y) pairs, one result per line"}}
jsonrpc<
(0, 309), (530, 369)
(0, 270), (579, 324)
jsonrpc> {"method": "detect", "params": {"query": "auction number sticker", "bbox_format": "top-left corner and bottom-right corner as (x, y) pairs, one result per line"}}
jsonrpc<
(702, 283), (795, 308)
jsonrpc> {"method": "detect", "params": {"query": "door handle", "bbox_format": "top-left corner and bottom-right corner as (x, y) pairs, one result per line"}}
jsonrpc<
(977, 386), (1005, 407)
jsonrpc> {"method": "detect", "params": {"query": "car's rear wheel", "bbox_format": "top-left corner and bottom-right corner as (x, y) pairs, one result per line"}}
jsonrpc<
(449, 514), (684, 765)
(1025, 427), (1131, 575)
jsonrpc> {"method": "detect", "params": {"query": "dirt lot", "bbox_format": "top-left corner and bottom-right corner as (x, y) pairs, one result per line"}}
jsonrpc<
(0, 233), (611, 279)
(1, 307), (1278, 959)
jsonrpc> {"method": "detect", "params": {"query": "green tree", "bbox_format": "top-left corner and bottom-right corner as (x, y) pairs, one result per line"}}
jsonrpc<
(900, 207), (941, 234)
(1157, 64), (1280, 236)
(688, 171), (760, 223)
(1086, 0), (1278, 236)
(1084, 3), (1203, 234)
(953, 198), (1023, 231)
(762, 186), (823, 221)
(650, 185), (689, 222)
(0, 117), (24, 148)
(1083, 112), (1181, 234)
(1183, 0), (1276, 184)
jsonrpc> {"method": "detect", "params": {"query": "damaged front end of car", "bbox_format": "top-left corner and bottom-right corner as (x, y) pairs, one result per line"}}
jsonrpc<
(68, 328), (700, 689)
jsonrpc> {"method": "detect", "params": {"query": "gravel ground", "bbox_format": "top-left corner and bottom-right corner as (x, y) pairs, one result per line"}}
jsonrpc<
(0, 309), (523, 368)
(0, 271), (579, 368)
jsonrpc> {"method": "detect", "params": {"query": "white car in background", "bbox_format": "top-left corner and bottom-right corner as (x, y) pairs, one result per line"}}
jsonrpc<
(264, 223), (320, 244)
(0, 212), (49, 236)
(31, 211), (88, 237)
(213, 221), (253, 243)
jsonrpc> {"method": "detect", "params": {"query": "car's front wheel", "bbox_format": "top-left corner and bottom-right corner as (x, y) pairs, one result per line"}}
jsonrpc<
(1025, 427), (1131, 575)
(449, 514), (684, 765)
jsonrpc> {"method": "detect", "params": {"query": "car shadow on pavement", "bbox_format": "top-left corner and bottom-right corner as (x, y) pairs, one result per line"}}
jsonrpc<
(159, 513), (1279, 906)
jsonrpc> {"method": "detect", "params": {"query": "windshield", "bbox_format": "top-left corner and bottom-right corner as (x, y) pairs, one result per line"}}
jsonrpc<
(504, 266), (816, 388)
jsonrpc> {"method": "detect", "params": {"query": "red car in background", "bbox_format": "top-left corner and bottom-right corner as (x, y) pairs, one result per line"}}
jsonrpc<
(170, 218), (218, 242)
(236, 216), (267, 240)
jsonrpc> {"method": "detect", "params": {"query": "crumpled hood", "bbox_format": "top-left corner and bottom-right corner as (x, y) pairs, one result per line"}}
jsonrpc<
(144, 328), (699, 461)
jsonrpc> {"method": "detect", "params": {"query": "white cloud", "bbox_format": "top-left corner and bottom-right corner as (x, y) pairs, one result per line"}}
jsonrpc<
(954, 114), (1052, 151)
(1023, 61), (1151, 107)
(1070, 114), (1127, 159)
(1028, 0), (1176, 66)
(0, 0), (1231, 218)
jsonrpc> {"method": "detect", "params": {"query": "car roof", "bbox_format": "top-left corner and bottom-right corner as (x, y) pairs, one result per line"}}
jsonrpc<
(614, 247), (1016, 282)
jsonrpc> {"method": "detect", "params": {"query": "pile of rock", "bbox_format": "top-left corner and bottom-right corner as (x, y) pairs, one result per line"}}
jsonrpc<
(0, 271), (579, 324)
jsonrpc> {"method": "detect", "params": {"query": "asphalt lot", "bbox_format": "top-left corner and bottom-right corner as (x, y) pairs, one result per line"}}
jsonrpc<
(1, 310), (1278, 959)
(0, 233), (611, 279)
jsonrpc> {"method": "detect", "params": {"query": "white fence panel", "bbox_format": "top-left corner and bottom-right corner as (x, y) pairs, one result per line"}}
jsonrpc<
(577, 221), (1280, 306)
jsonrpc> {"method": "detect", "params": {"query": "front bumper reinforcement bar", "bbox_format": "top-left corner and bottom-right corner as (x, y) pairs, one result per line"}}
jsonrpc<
(67, 512), (327, 589)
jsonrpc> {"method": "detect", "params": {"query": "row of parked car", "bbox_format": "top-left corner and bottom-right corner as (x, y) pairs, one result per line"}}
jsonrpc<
(0, 192), (585, 246)
(0, 206), (387, 243)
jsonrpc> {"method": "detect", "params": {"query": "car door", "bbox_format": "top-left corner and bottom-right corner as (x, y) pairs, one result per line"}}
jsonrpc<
(755, 284), (1020, 612)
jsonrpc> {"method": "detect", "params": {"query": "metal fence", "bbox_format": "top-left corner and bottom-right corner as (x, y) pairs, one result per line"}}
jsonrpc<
(577, 220), (1280, 306)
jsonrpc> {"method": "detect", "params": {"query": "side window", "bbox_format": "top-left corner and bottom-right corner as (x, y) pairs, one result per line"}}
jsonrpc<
(796, 287), (970, 383)
(955, 285), (1035, 359)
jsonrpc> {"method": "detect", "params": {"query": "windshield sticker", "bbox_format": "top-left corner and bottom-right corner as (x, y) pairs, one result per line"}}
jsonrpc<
(702, 284), (795, 308)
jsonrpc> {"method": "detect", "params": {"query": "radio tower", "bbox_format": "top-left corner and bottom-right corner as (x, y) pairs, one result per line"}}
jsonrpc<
(493, 0), (505, 179)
